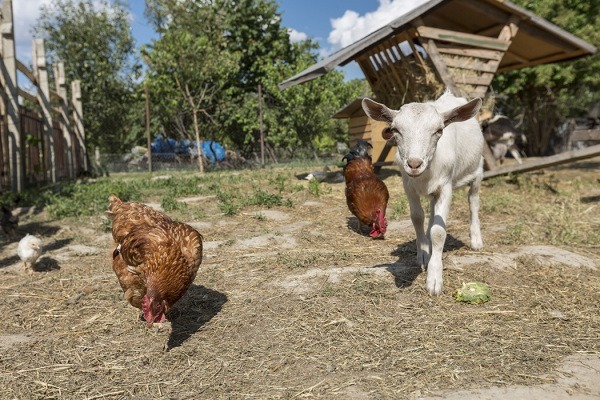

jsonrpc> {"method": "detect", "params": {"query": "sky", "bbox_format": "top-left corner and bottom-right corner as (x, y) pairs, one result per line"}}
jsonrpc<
(12, 0), (428, 85)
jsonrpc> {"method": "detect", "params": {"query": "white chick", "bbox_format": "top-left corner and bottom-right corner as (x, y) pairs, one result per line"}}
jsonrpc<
(17, 234), (43, 274)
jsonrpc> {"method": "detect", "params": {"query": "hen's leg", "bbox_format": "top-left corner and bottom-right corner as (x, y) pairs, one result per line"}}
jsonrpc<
(22, 261), (33, 275)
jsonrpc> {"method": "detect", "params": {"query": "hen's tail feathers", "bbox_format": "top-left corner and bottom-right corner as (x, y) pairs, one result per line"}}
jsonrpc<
(343, 140), (373, 163)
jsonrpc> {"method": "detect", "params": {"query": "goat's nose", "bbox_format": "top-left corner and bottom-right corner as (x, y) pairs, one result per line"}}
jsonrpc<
(407, 158), (423, 169)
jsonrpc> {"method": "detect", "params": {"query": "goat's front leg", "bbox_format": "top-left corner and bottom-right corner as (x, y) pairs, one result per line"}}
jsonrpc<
(426, 184), (452, 296)
(468, 168), (483, 250)
(405, 187), (428, 270)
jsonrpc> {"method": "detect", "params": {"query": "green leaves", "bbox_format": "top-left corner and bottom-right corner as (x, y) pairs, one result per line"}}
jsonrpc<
(34, 0), (141, 154)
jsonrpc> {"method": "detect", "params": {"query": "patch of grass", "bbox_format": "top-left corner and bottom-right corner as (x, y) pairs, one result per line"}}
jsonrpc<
(283, 198), (294, 208)
(308, 179), (321, 197)
(245, 188), (283, 208)
(46, 179), (142, 218)
(254, 212), (267, 221)
(161, 195), (187, 212)
(390, 197), (408, 220)
(218, 197), (239, 216)
(500, 223), (529, 245)
(269, 174), (288, 193)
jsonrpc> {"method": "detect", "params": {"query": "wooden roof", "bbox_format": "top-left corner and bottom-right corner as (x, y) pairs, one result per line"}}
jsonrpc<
(278, 0), (596, 90)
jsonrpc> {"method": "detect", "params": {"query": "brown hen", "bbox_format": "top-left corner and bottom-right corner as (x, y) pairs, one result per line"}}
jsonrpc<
(343, 140), (390, 238)
(107, 195), (203, 327)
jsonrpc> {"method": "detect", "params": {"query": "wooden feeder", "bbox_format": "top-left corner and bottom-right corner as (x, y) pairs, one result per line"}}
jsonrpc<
(279, 0), (596, 171)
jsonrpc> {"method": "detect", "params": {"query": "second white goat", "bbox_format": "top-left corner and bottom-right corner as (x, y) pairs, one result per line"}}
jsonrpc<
(362, 91), (484, 296)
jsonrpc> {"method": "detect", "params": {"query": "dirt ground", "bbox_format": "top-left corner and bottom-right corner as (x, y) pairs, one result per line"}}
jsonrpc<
(1, 157), (599, 399)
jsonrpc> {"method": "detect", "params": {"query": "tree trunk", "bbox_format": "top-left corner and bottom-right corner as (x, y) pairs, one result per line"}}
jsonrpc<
(192, 109), (204, 173)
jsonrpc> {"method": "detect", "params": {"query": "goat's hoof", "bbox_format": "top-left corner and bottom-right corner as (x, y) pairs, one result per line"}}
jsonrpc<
(426, 274), (443, 296)
(470, 237), (483, 250)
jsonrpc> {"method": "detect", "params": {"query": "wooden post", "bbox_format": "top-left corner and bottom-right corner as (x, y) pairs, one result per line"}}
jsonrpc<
(33, 39), (56, 183)
(258, 83), (264, 166)
(71, 79), (87, 172)
(0, 0), (23, 192)
(53, 62), (74, 179)
(145, 82), (152, 172)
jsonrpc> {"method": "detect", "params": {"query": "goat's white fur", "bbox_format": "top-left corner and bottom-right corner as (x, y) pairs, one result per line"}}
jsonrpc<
(362, 91), (484, 295)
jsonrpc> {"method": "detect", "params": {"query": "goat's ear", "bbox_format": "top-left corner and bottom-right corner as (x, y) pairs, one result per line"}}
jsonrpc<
(442, 98), (482, 127)
(362, 98), (396, 124)
(382, 127), (394, 140)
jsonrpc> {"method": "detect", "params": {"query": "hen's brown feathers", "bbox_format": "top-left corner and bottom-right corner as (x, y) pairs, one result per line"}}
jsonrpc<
(343, 151), (390, 237)
(108, 195), (203, 313)
(112, 251), (146, 309)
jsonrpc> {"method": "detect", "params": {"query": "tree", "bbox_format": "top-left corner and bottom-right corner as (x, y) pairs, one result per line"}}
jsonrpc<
(34, 0), (141, 154)
(144, 0), (240, 171)
(492, 0), (599, 155)
(144, 0), (369, 162)
(213, 0), (367, 158)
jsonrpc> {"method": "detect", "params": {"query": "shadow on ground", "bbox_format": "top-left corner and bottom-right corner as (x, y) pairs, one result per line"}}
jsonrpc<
(378, 235), (466, 288)
(166, 284), (228, 350)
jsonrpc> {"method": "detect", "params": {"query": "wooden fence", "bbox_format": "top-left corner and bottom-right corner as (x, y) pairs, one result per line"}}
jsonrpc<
(0, 0), (86, 193)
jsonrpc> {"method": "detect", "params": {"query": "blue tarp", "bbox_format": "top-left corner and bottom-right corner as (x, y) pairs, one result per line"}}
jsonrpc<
(150, 134), (226, 164)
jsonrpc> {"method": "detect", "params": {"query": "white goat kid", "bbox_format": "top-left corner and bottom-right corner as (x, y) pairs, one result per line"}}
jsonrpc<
(362, 92), (484, 296)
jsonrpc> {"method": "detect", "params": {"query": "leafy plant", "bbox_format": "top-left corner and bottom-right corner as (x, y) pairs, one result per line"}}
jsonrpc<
(161, 195), (187, 212)
(308, 179), (321, 197)
(390, 198), (408, 220)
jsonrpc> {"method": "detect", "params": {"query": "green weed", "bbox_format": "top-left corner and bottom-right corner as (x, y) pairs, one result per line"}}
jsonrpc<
(308, 179), (321, 196)
(161, 195), (187, 212)
(245, 188), (283, 208)
(390, 198), (408, 220)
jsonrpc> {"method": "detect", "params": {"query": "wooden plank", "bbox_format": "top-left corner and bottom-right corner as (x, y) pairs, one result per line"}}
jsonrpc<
(349, 126), (369, 135)
(17, 88), (38, 105)
(417, 26), (510, 51)
(470, 85), (489, 99)
(357, 55), (378, 84)
(482, 141), (497, 171)
(1, 0), (24, 191)
(435, 44), (504, 61)
(451, 72), (494, 86)
(424, 40), (460, 95)
(350, 129), (369, 137)
(456, 0), (512, 24)
(349, 115), (369, 128)
(497, 16), (520, 42)
(71, 79), (87, 172)
(34, 38), (56, 183)
(483, 144), (600, 179)
(443, 57), (498, 73)
(367, 50), (394, 96)
(377, 42), (407, 98)
(16, 59), (37, 85)
(571, 129), (600, 142)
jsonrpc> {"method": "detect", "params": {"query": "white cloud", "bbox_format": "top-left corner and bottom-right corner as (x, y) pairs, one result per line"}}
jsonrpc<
(12, 0), (53, 64)
(327, 0), (429, 52)
(12, 0), (129, 65)
(287, 28), (307, 43)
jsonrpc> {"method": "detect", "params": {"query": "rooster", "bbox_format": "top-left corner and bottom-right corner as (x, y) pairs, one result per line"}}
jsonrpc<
(342, 140), (389, 238)
(107, 195), (203, 328)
